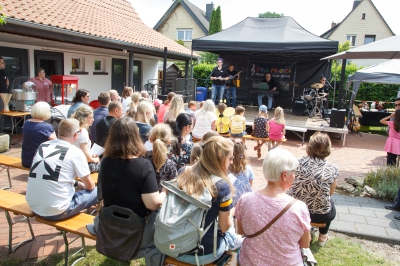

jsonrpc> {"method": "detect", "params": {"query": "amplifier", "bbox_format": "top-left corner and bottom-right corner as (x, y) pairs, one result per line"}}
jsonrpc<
(330, 109), (346, 128)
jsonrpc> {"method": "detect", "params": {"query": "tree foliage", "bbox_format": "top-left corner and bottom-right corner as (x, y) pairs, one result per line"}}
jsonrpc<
(199, 52), (218, 64)
(175, 39), (184, 46)
(208, 6), (222, 35)
(329, 60), (399, 106)
(258, 11), (284, 18)
(0, 6), (6, 25)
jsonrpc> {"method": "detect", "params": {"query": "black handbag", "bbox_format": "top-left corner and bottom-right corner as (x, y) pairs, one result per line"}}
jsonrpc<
(96, 205), (148, 262)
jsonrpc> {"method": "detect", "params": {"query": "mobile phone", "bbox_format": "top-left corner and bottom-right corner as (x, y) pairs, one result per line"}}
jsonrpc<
(215, 252), (232, 266)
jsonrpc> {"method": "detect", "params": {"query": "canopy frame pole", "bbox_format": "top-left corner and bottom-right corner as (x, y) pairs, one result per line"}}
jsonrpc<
(337, 59), (347, 109)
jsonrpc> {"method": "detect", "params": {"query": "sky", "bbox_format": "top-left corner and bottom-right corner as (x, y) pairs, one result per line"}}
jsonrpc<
(128, 0), (399, 36)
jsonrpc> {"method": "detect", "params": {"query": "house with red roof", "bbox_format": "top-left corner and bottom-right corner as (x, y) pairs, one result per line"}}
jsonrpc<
(0, 0), (195, 100)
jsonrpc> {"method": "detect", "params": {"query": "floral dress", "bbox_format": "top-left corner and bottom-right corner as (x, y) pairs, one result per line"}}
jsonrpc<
(144, 151), (178, 191)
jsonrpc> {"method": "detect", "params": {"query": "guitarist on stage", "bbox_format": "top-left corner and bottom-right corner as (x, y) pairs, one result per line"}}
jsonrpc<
(226, 64), (239, 107)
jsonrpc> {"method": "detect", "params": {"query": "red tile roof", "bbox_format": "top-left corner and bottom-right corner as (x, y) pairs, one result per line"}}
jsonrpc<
(2, 0), (195, 57)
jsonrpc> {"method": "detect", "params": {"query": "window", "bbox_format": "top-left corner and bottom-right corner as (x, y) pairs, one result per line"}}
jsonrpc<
(347, 35), (356, 47)
(177, 29), (193, 41)
(364, 35), (376, 45)
(362, 13), (366, 19)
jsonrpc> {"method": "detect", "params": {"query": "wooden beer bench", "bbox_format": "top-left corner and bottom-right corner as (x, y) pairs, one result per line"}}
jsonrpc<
(242, 135), (287, 158)
(164, 251), (237, 266)
(0, 155), (30, 189)
(0, 190), (36, 253)
(36, 213), (96, 266)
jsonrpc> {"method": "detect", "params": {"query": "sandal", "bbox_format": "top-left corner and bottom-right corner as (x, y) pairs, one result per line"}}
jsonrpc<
(317, 234), (330, 247)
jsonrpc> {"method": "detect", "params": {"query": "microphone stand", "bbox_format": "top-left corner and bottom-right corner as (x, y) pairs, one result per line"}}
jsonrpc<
(323, 76), (335, 109)
(204, 67), (218, 87)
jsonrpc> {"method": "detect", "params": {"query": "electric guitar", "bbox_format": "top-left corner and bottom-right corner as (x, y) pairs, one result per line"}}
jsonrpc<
(228, 68), (246, 80)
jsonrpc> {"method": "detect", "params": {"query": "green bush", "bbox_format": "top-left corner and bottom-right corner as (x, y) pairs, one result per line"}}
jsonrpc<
(193, 63), (215, 87)
(364, 166), (400, 201)
(330, 61), (399, 105)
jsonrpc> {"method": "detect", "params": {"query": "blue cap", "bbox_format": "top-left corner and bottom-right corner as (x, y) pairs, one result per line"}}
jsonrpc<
(259, 105), (267, 112)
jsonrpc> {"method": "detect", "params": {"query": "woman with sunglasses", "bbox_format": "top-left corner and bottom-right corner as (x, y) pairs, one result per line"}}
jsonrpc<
(72, 105), (100, 172)
(174, 136), (236, 265)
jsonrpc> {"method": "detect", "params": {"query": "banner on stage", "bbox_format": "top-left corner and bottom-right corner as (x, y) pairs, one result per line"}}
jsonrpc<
(246, 61), (296, 91)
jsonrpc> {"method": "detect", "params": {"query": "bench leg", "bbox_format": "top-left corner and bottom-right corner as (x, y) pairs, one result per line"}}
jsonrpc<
(0, 166), (12, 190)
(5, 210), (35, 253)
(61, 231), (87, 266)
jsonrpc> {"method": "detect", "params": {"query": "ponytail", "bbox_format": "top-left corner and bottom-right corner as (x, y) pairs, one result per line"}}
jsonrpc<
(152, 139), (168, 171)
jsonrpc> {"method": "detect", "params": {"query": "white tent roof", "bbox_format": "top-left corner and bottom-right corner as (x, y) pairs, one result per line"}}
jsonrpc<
(322, 35), (400, 60)
(347, 59), (400, 95)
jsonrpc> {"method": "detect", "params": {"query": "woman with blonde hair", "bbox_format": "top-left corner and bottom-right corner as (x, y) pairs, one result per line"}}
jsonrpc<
(72, 105), (100, 172)
(135, 100), (154, 143)
(192, 99), (217, 140)
(236, 147), (311, 265)
(157, 92), (175, 122)
(163, 95), (184, 123)
(174, 136), (236, 265)
(22, 101), (57, 167)
(144, 124), (177, 190)
(267, 106), (286, 150)
(121, 86), (133, 114)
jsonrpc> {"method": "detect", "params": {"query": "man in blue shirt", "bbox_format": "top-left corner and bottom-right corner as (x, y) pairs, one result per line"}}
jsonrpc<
(90, 92), (110, 143)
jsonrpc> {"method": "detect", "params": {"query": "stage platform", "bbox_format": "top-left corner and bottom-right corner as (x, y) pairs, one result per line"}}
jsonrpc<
(241, 106), (349, 146)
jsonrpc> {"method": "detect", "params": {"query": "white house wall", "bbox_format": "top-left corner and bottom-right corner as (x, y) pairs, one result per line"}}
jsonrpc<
(0, 37), (159, 99)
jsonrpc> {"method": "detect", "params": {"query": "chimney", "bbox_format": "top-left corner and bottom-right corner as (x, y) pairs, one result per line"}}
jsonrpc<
(331, 22), (337, 29)
(353, 0), (362, 10)
(205, 2), (214, 22)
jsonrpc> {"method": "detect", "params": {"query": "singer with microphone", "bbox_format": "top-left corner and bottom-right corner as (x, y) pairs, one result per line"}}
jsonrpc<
(210, 58), (229, 104)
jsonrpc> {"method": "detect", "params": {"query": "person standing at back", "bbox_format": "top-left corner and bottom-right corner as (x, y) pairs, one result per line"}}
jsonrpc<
(96, 101), (124, 147)
(226, 64), (239, 107)
(90, 92), (110, 143)
(211, 58), (229, 104)
(0, 56), (9, 132)
(29, 67), (53, 104)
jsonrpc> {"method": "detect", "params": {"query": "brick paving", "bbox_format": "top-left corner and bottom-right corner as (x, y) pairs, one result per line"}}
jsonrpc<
(0, 129), (396, 263)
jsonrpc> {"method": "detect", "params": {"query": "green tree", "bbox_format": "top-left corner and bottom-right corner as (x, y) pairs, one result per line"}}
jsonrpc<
(175, 39), (184, 46)
(0, 6), (6, 25)
(339, 41), (351, 53)
(208, 6), (222, 35)
(258, 11), (284, 18)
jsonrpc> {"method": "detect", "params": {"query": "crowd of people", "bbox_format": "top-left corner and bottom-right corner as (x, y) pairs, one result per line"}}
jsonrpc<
(20, 86), (343, 265)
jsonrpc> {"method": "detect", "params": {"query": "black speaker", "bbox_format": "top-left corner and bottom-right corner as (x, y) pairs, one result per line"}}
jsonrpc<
(330, 109), (346, 128)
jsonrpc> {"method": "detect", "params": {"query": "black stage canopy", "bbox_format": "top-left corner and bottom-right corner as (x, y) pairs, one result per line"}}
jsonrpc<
(192, 17), (339, 108)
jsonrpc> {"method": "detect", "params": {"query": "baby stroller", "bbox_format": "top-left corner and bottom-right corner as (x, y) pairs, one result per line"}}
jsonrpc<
(46, 105), (70, 135)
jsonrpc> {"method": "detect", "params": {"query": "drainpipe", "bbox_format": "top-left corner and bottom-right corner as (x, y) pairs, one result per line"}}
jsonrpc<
(162, 47), (167, 95)
(128, 52), (134, 89)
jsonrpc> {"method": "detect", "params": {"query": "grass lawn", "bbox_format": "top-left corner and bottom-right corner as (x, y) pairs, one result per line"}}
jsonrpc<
(310, 236), (395, 266)
(1, 235), (396, 266)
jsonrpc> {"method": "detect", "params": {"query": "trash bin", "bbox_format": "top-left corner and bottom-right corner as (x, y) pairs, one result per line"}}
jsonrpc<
(196, 87), (207, 101)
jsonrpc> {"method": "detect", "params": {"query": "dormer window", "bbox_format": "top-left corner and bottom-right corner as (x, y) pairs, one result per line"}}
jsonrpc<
(362, 13), (366, 19)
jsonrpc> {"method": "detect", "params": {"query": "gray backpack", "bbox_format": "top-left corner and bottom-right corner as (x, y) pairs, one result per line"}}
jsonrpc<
(154, 175), (221, 262)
